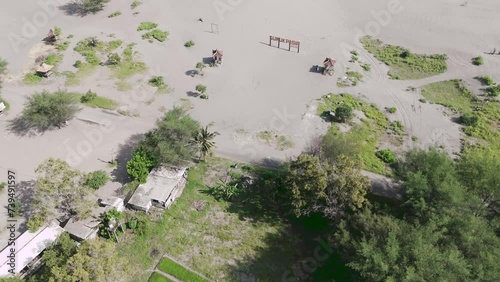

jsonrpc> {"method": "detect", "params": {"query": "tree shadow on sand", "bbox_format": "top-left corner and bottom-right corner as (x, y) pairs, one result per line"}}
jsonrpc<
(13, 180), (37, 233)
(6, 116), (59, 137)
(58, 2), (94, 17)
(110, 133), (144, 184)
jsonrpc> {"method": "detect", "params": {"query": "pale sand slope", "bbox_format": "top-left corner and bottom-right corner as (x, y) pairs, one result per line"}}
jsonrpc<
(1, 0), (500, 247)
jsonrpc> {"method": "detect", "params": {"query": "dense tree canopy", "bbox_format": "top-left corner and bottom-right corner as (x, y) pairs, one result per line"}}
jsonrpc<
(30, 158), (96, 230)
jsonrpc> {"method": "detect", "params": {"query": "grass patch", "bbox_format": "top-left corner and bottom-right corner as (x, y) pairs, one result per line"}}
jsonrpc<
(148, 272), (173, 282)
(318, 93), (396, 175)
(142, 29), (168, 42)
(421, 79), (473, 113)
(276, 135), (295, 151)
(157, 257), (207, 282)
(257, 131), (294, 150)
(112, 44), (147, 79)
(472, 56), (484, 66)
(81, 95), (118, 110)
(56, 41), (71, 51)
(257, 130), (274, 143)
(22, 73), (43, 84)
(105, 40), (123, 53)
(44, 53), (63, 66)
(346, 71), (363, 85)
(184, 40), (195, 47)
(361, 36), (448, 79)
(108, 11), (121, 18)
(137, 22), (158, 31)
(116, 159), (300, 281)
(361, 63), (371, 71)
(486, 85), (500, 97)
(63, 63), (97, 86)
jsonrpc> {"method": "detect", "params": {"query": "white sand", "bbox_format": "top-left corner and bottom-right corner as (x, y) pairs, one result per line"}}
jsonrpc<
(1, 0), (500, 246)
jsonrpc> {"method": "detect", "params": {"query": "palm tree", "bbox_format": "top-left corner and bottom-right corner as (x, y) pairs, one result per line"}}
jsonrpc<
(192, 126), (219, 161)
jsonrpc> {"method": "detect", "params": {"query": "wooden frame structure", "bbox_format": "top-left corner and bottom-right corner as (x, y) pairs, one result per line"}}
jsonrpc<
(36, 63), (54, 77)
(269, 35), (300, 53)
(212, 49), (223, 65)
(322, 57), (336, 76)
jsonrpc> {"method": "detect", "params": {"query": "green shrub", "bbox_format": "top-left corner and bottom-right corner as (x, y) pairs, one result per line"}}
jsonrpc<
(74, 60), (83, 68)
(387, 107), (397, 113)
(107, 53), (121, 65)
(108, 11), (121, 18)
(486, 85), (500, 97)
(137, 22), (158, 31)
(472, 56), (483, 66)
(476, 76), (494, 86)
(460, 113), (479, 126)
(127, 149), (153, 183)
(27, 214), (44, 232)
(131, 0), (142, 9)
(149, 76), (164, 87)
(335, 104), (353, 122)
(184, 40), (195, 47)
(142, 29), (168, 42)
(390, 120), (405, 134)
(127, 219), (138, 229)
(81, 90), (97, 103)
(85, 170), (109, 189)
(200, 94), (208, 99)
(67, 34), (74, 39)
(376, 148), (397, 164)
(350, 50), (359, 56)
(361, 63), (371, 71)
(346, 71), (363, 85)
(0, 182), (5, 191)
(195, 84), (207, 94)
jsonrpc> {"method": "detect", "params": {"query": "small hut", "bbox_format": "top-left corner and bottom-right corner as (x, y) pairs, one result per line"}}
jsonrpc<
(36, 63), (54, 77)
(212, 49), (223, 65)
(322, 57), (336, 76)
(46, 29), (57, 42)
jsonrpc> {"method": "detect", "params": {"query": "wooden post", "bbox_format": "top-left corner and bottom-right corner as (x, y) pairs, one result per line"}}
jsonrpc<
(269, 35), (272, 46)
(289, 42), (291, 51)
(298, 42), (300, 53)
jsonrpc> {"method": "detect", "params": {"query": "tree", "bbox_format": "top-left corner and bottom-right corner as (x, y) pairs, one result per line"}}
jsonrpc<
(126, 149), (153, 183)
(192, 126), (219, 161)
(84, 170), (109, 189)
(30, 158), (96, 227)
(335, 104), (353, 122)
(107, 53), (121, 65)
(138, 107), (200, 167)
(285, 154), (330, 217)
(78, 0), (110, 14)
(22, 90), (80, 130)
(50, 238), (131, 282)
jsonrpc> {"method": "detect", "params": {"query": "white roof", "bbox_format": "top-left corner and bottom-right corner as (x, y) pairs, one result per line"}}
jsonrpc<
(63, 217), (99, 241)
(0, 224), (63, 276)
(128, 167), (186, 209)
(99, 196), (125, 212)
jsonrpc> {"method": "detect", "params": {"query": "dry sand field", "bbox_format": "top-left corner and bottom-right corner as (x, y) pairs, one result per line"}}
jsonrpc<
(0, 0), (499, 247)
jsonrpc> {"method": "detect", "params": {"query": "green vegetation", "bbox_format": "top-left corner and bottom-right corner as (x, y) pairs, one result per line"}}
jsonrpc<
(22, 73), (43, 84)
(472, 56), (484, 66)
(54, 26), (61, 37)
(44, 53), (63, 66)
(107, 53), (121, 65)
(486, 85), (500, 97)
(20, 91), (81, 130)
(74, 37), (102, 65)
(192, 126), (220, 161)
(318, 93), (398, 175)
(421, 79), (472, 112)
(108, 11), (121, 18)
(84, 170), (109, 189)
(142, 29), (169, 42)
(386, 106), (397, 113)
(257, 130), (294, 151)
(346, 71), (363, 85)
(335, 104), (353, 122)
(148, 272), (174, 282)
(157, 257), (208, 282)
(111, 43), (147, 79)
(361, 36), (448, 79)
(148, 76), (169, 93)
(184, 40), (195, 47)
(131, 0), (142, 9)
(63, 63), (97, 86)
(361, 63), (371, 71)
(56, 41), (70, 51)
(375, 148), (396, 164)
(276, 135), (295, 151)
(195, 62), (206, 76)
(77, 89), (118, 110)
(137, 22), (158, 31)
(476, 75), (494, 86)
(105, 40), (123, 52)
(459, 112), (479, 126)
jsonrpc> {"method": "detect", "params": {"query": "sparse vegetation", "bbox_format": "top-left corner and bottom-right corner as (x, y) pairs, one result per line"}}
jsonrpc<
(421, 79), (473, 112)
(57, 41), (71, 51)
(472, 56), (484, 66)
(131, 0), (142, 9)
(44, 53), (63, 66)
(386, 107), (397, 113)
(184, 40), (195, 47)
(361, 63), (371, 71)
(22, 73), (43, 84)
(346, 71), (363, 85)
(476, 75), (494, 86)
(78, 89), (118, 110)
(149, 76), (169, 93)
(107, 53), (121, 65)
(361, 36), (448, 79)
(142, 29), (168, 42)
(108, 11), (121, 18)
(137, 22), (158, 31)
(112, 43), (148, 79)
(54, 26), (62, 37)
(486, 85), (500, 97)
